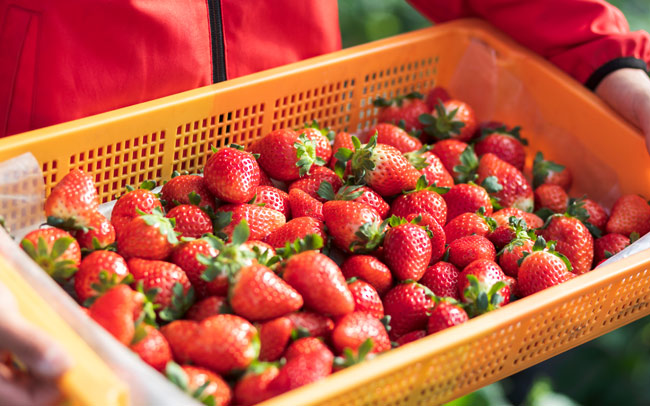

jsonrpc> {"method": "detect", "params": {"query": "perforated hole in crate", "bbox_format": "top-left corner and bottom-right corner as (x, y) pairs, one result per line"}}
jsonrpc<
(69, 131), (166, 202)
(0, 162), (47, 231)
(173, 105), (265, 174)
(414, 345), (471, 405)
(513, 287), (609, 366)
(41, 160), (58, 198)
(271, 80), (354, 133)
(603, 269), (650, 327)
(358, 57), (438, 131)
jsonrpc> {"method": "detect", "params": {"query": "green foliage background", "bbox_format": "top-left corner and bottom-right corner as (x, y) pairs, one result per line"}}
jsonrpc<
(338, 1), (650, 405)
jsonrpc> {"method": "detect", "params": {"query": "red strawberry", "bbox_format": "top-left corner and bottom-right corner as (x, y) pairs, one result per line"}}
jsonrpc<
(488, 216), (537, 251)
(129, 325), (172, 372)
(74, 250), (130, 304)
(285, 312), (335, 339)
(395, 330), (426, 346)
(322, 200), (383, 253)
(499, 237), (535, 277)
(477, 153), (534, 212)
(117, 208), (178, 260)
(160, 320), (199, 363)
(374, 92), (429, 132)
(128, 258), (193, 320)
(234, 365), (279, 406)
(259, 316), (293, 362)
(160, 174), (216, 211)
(540, 205), (594, 275)
(298, 123), (333, 164)
(284, 337), (332, 361)
(318, 182), (390, 219)
(474, 126), (527, 171)
(166, 204), (212, 239)
(341, 255), (393, 296)
(406, 213), (446, 264)
(606, 194), (650, 237)
(21, 227), (81, 281)
(389, 181), (447, 227)
(218, 203), (286, 241)
(534, 184), (568, 214)
(420, 261), (460, 300)
(517, 238), (576, 297)
(174, 365), (232, 406)
(89, 284), (143, 345)
(74, 211), (115, 250)
(203, 145), (261, 204)
(383, 221), (433, 281)
(383, 281), (436, 339)
(347, 278), (384, 318)
(331, 312), (391, 354)
(420, 99), (477, 142)
(258, 169), (274, 186)
(171, 239), (226, 298)
(230, 263), (303, 321)
(283, 251), (354, 317)
(405, 147), (454, 188)
(365, 123), (422, 153)
(330, 131), (355, 172)
(289, 166), (343, 202)
(185, 296), (228, 321)
(425, 86), (451, 110)
(444, 210), (496, 244)
(593, 233), (633, 265)
(111, 188), (163, 238)
(263, 216), (327, 249)
(532, 151), (572, 190)
(492, 207), (543, 229)
(44, 169), (98, 226)
(427, 302), (469, 334)
(431, 139), (469, 181)
(448, 235), (496, 269)
(266, 350), (332, 396)
(443, 183), (492, 222)
(288, 188), (324, 221)
(458, 259), (510, 315)
(582, 199), (608, 234)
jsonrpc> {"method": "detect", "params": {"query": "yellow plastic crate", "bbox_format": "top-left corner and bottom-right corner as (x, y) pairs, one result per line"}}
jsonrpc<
(0, 19), (649, 406)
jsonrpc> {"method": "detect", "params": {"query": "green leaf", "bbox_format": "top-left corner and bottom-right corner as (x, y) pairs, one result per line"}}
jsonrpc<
(50, 236), (75, 260)
(165, 361), (189, 391)
(20, 239), (37, 259)
(231, 220), (250, 245)
(481, 176), (503, 194)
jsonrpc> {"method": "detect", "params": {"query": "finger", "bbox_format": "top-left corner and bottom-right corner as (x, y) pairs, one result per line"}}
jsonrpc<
(0, 376), (62, 406)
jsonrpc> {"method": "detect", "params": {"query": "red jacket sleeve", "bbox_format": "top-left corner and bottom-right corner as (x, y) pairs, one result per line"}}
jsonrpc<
(407, 0), (650, 89)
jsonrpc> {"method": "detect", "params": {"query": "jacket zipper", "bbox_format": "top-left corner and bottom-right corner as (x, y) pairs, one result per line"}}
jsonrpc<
(206, 0), (227, 83)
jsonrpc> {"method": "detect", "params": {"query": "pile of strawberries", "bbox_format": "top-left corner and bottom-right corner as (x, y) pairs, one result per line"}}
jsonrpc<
(18, 87), (650, 406)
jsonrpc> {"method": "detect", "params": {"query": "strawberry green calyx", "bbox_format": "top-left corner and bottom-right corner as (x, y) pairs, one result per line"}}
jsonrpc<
(403, 145), (433, 170)
(462, 274), (506, 317)
(479, 125), (528, 145)
(21, 236), (78, 282)
(125, 179), (157, 193)
(342, 135), (376, 186)
(138, 207), (179, 245)
(419, 100), (466, 140)
(380, 315), (392, 333)
(476, 207), (498, 232)
(159, 282), (196, 322)
(46, 216), (93, 233)
(290, 326), (312, 341)
(518, 236), (573, 272)
(480, 176), (504, 210)
(350, 220), (386, 253)
(373, 91), (424, 108)
(567, 197), (602, 238)
(276, 234), (324, 260)
(199, 221), (256, 282)
(403, 175), (450, 195)
(165, 361), (218, 406)
(630, 232), (640, 243)
(452, 145), (479, 183)
(498, 216), (536, 255)
(317, 181), (364, 202)
(295, 134), (327, 177)
(333, 338), (375, 369)
(532, 151), (565, 189)
(135, 281), (161, 327)
(211, 211), (232, 241)
(303, 119), (335, 142)
(83, 271), (135, 307)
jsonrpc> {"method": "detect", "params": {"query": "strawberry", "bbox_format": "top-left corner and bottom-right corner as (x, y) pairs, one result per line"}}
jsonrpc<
(406, 213), (446, 264)
(431, 139), (469, 181)
(582, 199), (608, 234)
(534, 184), (568, 214)
(340, 135), (420, 197)
(419, 99), (477, 142)
(477, 153), (534, 212)
(234, 364), (279, 406)
(425, 86), (451, 109)
(298, 122), (333, 164)
(21, 227), (81, 281)
(420, 261), (461, 300)
(443, 183), (493, 222)
(230, 263), (303, 321)
(128, 258), (194, 321)
(499, 236), (535, 278)
(285, 312), (335, 339)
(383, 281), (436, 339)
(427, 302), (469, 334)
(347, 278), (384, 318)
(203, 145), (261, 204)
(606, 194), (650, 237)
(263, 216), (327, 248)
(404, 147), (454, 188)
(443, 209), (497, 244)
(593, 233), (634, 265)
(365, 123), (422, 153)
(129, 325), (172, 372)
(266, 350), (332, 396)
(331, 312), (391, 354)
(110, 188), (163, 238)
(44, 169), (98, 227)
(389, 177), (447, 226)
(171, 239), (226, 298)
(74, 250), (130, 304)
(218, 203), (286, 241)
(283, 251), (354, 316)
(322, 200), (383, 253)
(117, 208), (178, 260)
(74, 211), (115, 250)
(488, 215), (537, 251)
(458, 259), (510, 315)
(395, 330), (426, 346)
(341, 255), (393, 296)
(165, 204), (212, 239)
(258, 169), (274, 186)
(517, 238), (576, 297)
(166, 362), (232, 406)
(532, 152), (572, 191)
(185, 296), (229, 321)
(474, 125), (527, 171)
(491, 207), (543, 229)
(160, 174), (216, 210)
(284, 337), (332, 361)
(259, 316), (293, 362)
(540, 201), (594, 275)
(383, 219), (433, 281)
(288, 188), (324, 221)
(289, 165), (343, 202)
(318, 182), (390, 219)
(89, 284), (143, 345)
(448, 235), (496, 270)
(373, 92), (429, 132)
(160, 320), (199, 363)
(330, 131), (355, 172)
